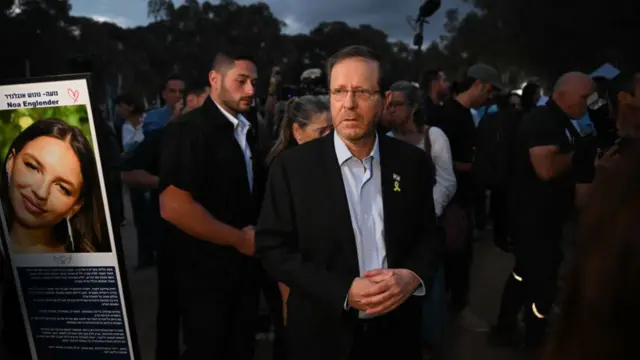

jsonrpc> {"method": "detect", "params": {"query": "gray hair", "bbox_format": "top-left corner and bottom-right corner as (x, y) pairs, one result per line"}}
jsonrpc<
(389, 80), (421, 107)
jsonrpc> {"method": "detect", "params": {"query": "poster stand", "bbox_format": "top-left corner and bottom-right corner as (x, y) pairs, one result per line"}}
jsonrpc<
(0, 74), (140, 360)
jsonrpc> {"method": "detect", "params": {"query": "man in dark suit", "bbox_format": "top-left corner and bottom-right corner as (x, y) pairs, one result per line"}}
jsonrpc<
(256, 45), (443, 360)
(158, 51), (266, 360)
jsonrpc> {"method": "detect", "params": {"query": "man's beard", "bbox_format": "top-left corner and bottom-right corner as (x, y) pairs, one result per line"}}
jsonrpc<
(220, 87), (251, 114)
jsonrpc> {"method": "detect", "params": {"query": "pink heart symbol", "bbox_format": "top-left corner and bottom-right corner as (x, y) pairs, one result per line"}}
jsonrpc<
(67, 89), (79, 103)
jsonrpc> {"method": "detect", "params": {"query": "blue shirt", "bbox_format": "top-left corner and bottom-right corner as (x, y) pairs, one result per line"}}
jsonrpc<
(334, 132), (385, 278)
(334, 133), (425, 317)
(143, 106), (172, 134)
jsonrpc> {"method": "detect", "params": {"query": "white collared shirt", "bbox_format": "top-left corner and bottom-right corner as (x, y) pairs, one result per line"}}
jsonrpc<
(386, 128), (457, 217)
(214, 101), (253, 192)
(122, 120), (144, 153)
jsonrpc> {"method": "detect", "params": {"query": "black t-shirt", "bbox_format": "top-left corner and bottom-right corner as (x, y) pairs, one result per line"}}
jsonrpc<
(513, 100), (579, 222)
(422, 96), (442, 127)
(434, 98), (476, 204)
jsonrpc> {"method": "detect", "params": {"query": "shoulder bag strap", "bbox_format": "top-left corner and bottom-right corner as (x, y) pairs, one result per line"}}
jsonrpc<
(423, 125), (432, 153)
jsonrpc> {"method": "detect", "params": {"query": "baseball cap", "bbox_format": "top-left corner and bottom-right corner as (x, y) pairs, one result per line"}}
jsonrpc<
(467, 64), (505, 90)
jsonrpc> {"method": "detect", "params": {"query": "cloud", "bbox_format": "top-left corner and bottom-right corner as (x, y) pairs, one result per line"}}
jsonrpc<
(89, 14), (131, 27)
(237, 0), (473, 43)
(70, 0), (474, 44)
(281, 15), (309, 35)
(70, 0), (144, 27)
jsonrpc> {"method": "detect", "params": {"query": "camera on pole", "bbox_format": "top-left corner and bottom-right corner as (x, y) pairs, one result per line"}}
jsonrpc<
(418, 0), (441, 21)
(407, 0), (441, 50)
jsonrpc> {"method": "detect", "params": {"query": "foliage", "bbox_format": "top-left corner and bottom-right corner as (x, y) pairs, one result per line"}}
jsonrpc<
(0, 105), (92, 161)
(454, 0), (640, 81)
(0, 0), (636, 103)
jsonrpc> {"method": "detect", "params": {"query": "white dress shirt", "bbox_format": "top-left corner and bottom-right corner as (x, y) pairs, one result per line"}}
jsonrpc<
(122, 120), (144, 153)
(387, 128), (456, 217)
(334, 133), (425, 317)
(214, 101), (254, 192)
(471, 108), (481, 127)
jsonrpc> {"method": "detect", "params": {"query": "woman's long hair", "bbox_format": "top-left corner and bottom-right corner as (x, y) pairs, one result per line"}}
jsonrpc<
(265, 95), (329, 165)
(544, 142), (640, 360)
(0, 118), (107, 253)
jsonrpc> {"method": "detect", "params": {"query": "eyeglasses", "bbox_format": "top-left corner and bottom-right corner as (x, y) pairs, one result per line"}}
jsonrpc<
(330, 88), (380, 102)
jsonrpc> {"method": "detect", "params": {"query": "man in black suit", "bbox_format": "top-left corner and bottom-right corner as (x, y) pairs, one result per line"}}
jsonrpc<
(256, 45), (443, 360)
(158, 51), (265, 360)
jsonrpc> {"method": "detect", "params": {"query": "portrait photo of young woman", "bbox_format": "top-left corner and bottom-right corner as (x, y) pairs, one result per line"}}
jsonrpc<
(0, 118), (111, 254)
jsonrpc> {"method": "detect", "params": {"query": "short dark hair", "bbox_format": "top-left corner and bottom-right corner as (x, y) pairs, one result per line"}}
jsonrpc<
(114, 93), (135, 107)
(419, 68), (442, 92)
(389, 81), (421, 108)
(212, 50), (256, 72)
(522, 82), (542, 111)
(185, 82), (209, 97)
(325, 45), (382, 89)
(164, 74), (184, 88)
(114, 93), (145, 116)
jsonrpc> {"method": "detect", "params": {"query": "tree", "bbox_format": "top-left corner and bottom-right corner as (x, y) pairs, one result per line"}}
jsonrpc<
(0, 0), (74, 78)
(147, 0), (172, 20)
(458, 0), (640, 80)
(3, 0), (634, 106)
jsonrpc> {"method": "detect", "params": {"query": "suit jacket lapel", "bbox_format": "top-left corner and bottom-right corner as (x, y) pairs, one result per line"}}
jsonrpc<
(378, 136), (399, 266)
(322, 134), (359, 275)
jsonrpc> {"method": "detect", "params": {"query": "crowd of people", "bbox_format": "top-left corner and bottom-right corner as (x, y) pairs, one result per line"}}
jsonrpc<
(1, 44), (639, 360)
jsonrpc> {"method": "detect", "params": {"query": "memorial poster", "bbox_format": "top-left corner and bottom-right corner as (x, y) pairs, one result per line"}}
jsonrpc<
(0, 75), (137, 359)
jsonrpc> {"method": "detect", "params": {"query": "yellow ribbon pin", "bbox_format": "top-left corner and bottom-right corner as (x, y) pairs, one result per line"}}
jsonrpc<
(393, 181), (401, 192)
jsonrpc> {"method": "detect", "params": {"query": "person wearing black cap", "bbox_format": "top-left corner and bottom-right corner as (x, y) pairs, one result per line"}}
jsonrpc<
(432, 63), (502, 332)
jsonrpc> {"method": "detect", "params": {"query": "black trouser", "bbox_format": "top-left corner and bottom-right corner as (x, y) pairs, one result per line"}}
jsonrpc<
(129, 189), (155, 265)
(178, 253), (260, 360)
(349, 317), (422, 360)
(489, 187), (510, 251)
(444, 205), (473, 313)
(257, 267), (286, 360)
(155, 238), (180, 360)
(495, 222), (563, 347)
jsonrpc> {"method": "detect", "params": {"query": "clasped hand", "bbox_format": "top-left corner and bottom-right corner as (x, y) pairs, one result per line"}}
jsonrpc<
(347, 269), (420, 316)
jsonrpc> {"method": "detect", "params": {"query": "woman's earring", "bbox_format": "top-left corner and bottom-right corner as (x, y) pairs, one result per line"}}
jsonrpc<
(66, 217), (75, 252)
